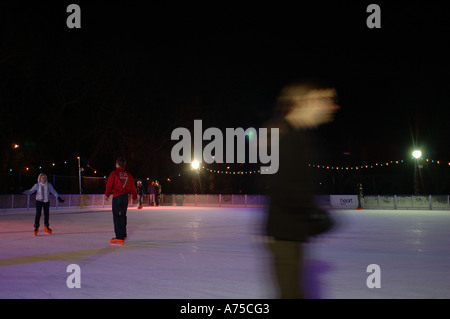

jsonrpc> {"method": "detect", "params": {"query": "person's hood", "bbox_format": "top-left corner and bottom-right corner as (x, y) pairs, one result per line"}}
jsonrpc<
(37, 173), (48, 184)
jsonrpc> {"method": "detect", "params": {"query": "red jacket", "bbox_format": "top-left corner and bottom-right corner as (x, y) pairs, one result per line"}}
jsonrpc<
(105, 167), (137, 199)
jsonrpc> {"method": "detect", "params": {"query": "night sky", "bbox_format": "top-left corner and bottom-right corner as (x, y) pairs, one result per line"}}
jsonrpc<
(2, 2), (450, 193)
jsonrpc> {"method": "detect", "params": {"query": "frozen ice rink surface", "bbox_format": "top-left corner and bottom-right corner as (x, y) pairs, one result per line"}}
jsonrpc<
(1, 206), (450, 299)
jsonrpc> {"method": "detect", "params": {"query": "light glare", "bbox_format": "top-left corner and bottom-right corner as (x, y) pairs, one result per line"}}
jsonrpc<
(412, 150), (422, 159)
(191, 160), (200, 169)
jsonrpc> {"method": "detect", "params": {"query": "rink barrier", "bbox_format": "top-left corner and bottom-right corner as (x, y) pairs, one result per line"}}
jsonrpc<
(0, 194), (270, 211)
(0, 194), (449, 211)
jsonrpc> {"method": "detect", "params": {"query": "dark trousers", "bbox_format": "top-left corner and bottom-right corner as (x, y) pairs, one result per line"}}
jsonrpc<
(148, 193), (155, 205)
(112, 194), (128, 240)
(268, 239), (304, 299)
(357, 195), (363, 208)
(34, 201), (50, 227)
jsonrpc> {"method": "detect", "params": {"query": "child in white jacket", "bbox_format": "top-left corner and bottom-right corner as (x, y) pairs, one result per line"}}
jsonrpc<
(23, 173), (64, 235)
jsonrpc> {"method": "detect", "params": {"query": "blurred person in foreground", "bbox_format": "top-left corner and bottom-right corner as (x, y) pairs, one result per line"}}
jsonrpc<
(265, 78), (339, 298)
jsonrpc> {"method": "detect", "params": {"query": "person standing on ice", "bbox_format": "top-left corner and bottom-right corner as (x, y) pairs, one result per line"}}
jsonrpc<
(23, 173), (64, 236)
(105, 157), (137, 245)
(154, 181), (161, 206)
(265, 78), (339, 299)
(147, 180), (155, 206)
(356, 183), (364, 209)
(136, 180), (144, 209)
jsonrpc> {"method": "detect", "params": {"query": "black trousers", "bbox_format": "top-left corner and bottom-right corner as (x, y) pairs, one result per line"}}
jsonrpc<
(34, 201), (50, 227)
(112, 194), (128, 240)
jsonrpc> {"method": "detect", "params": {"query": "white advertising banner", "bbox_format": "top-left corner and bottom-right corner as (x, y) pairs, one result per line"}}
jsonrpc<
(330, 195), (359, 208)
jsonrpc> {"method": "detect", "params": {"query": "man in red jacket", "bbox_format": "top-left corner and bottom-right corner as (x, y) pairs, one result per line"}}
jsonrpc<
(105, 157), (137, 245)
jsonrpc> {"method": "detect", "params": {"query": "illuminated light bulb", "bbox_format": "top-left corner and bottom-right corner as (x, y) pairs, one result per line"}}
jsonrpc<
(191, 160), (199, 169)
(412, 150), (422, 159)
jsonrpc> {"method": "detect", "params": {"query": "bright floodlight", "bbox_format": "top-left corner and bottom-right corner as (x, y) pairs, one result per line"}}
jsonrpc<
(412, 150), (422, 159)
(191, 160), (200, 169)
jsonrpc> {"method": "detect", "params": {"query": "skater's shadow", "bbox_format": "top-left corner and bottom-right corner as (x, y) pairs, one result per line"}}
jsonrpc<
(303, 258), (334, 299)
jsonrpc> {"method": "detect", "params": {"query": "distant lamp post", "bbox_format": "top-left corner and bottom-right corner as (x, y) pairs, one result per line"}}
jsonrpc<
(412, 150), (423, 195)
(191, 160), (201, 193)
(77, 156), (83, 194)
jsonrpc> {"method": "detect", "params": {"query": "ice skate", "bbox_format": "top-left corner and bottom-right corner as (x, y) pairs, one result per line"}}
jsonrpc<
(33, 226), (39, 236)
(110, 238), (124, 245)
(138, 205), (143, 209)
(44, 226), (52, 234)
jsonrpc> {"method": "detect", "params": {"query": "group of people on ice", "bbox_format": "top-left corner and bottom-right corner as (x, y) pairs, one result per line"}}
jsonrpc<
(23, 158), (161, 242)
(136, 179), (161, 209)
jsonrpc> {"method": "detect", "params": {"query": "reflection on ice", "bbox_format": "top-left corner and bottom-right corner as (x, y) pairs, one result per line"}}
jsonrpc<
(0, 207), (449, 298)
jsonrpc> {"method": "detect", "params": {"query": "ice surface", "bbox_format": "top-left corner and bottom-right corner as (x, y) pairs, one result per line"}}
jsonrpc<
(1, 206), (449, 299)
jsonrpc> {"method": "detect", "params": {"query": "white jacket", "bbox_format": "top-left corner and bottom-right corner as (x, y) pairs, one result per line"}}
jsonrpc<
(23, 174), (59, 203)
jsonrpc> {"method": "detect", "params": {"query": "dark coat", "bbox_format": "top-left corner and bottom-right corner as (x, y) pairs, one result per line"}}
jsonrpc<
(266, 121), (324, 242)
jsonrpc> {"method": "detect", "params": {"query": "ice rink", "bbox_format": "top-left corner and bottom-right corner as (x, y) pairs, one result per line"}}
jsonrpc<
(1, 205), (450, 299)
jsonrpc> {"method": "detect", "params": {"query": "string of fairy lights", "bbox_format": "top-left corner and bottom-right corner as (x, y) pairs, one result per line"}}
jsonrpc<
(307, 157), (449, 171)
(193, 157), (449, 174)
(6, 156), (105, 176)
(5, 155), (450, 182)
(7, 159), (74, 173)
(167, 156), (450, 182)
